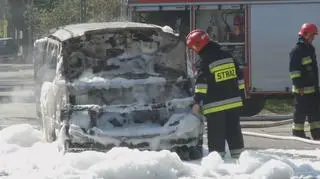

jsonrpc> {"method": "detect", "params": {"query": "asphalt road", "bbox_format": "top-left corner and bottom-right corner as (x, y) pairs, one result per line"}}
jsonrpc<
(0, 64), (319, 152)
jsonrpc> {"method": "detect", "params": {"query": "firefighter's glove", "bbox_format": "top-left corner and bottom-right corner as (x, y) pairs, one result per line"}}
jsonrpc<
(192, 104), (201, 115)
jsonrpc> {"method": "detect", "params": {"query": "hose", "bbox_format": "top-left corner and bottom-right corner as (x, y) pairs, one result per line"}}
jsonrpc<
(242, 131), (320, 145)
(239, 114), (293, 128)
(238, 115), (320, 145)
(240, 119), (293, 128)
(240, 115), (293, 121)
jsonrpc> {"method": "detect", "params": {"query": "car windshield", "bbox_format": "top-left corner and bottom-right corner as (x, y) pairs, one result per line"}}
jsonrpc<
(62, 28), (185, 81)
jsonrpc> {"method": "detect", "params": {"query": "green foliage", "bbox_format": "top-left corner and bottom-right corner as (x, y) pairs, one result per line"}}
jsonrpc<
(87, 0), (121, 22)
(263, 98), (294, 114)
(26, 0), (121, 39)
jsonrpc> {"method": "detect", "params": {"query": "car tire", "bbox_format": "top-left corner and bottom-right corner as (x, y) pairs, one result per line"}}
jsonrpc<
(172, 145), (203, 161)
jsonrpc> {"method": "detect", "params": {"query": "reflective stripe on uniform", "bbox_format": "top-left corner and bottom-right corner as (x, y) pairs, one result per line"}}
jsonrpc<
(292, 123), (304, 131)
(210, 63), (235, 73)
(289, 71), (301, 79)
(309, 121), (320, 130)
(292, 85), (316, 94)
(209, 58), (235, 74)
(238, 79), (245, 90)
(208, 58), (237, 82)
(302, 56), (312, 65)
(202, 96), (243, 115)
(195, 83), (208, 94)
(209, 58), (234, 70)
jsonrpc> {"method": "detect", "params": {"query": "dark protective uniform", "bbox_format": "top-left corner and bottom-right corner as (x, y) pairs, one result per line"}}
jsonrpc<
(289, 37), (320, 140)
(193, 41), (244, 157)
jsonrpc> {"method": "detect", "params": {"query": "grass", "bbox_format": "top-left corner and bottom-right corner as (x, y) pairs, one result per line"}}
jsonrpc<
(263, 98), (294, 114)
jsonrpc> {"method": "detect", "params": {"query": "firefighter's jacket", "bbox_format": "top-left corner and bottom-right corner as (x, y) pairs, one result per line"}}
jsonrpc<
(194, 42), (244, 115)
(289, 37), (319, 97)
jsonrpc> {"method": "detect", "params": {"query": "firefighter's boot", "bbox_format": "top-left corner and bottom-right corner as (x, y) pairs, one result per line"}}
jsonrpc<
(230, 148), (244, 159)
(310, 128), (320, 140)
(292, 130), (310, 139)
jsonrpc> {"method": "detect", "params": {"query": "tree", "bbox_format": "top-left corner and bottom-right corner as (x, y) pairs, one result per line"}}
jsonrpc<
(26, 0), (121, 39)
(87, 0), (121, 22)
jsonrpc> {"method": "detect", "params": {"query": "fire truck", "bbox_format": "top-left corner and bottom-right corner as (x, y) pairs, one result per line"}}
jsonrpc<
(124, 0), (320, 116)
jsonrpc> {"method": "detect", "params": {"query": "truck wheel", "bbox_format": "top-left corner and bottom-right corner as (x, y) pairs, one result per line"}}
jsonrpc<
(240, 96), (266, 117)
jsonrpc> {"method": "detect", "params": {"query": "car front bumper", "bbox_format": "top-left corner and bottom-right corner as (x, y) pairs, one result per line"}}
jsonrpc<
(58, 99), (204, 151)
(67, 113), (203, 151)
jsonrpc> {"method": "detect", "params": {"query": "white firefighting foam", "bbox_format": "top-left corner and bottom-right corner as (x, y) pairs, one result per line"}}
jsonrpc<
(71, 75), (167, 90)
(1, 124), (320, 179)
(40, 70), (202, 150)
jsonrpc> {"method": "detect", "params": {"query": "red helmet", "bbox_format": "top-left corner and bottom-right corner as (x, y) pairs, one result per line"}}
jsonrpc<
(186, 29), (210, 53)
(298, 23), (318, 36)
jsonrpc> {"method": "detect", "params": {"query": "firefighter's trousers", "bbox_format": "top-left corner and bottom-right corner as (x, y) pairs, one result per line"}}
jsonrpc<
(293, 94), (320, 140)
(205, 108), (244, 157)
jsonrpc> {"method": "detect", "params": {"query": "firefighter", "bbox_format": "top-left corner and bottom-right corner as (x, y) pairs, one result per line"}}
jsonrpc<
(289, 23), (320, 140)
(186, 29), (245, 158)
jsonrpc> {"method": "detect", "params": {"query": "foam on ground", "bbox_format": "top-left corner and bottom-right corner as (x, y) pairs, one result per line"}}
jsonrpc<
(1, 124), (320, 179)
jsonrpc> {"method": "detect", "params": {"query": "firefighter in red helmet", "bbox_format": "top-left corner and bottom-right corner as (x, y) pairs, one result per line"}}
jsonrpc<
(186, 29), (245, 158)
(289, 23), (320, 140)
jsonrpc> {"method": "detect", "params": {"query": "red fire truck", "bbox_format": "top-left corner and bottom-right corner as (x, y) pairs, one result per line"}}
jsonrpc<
(125, 0), (320, 116)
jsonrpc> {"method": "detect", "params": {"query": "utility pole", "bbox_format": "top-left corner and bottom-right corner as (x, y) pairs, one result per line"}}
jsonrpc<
(120, 0), (123, 19)
(0, 0), (8, 38)
(27, 0), (34, 63)
(3, 0), (8, 38)
(120, 0), (128, 20)
(80, 0), (87, 23)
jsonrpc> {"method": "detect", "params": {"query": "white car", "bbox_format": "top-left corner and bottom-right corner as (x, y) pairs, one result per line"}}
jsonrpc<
(33, 22), (204, 160)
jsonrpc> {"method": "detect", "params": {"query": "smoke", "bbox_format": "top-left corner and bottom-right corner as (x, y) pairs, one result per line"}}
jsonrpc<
(0, 64), (35, 104)
(4, 86), (34, 104)
(0, 64), (38, 130)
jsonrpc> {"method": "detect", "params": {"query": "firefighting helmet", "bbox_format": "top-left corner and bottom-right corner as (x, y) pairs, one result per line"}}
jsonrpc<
(298, 23), (318, 36)
(186, 29), (210, 53)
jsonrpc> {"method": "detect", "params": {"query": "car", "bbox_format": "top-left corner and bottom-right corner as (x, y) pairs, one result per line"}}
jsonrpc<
(33, 21), (204, 160)
(0, 37), (22, 63)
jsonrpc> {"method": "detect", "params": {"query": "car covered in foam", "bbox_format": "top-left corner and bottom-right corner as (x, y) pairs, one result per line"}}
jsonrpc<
(33, 21), (203, 160)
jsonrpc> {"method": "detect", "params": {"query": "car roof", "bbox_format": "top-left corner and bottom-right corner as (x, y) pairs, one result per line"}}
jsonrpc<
(49, 21), (172, 42)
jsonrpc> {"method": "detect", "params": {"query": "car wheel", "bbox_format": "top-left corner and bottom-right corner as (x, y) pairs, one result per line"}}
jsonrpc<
(172, 145), (203, 161)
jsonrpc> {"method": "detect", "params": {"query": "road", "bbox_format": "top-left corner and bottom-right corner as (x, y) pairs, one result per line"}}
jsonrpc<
(0, 64), (318, 151)
(0, 64), (38, 128)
